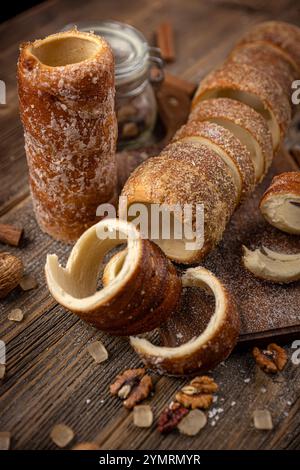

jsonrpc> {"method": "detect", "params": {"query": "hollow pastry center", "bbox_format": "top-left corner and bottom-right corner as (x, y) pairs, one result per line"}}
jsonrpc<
(180, 136), (242, 198)
(30, 36), (102, 66)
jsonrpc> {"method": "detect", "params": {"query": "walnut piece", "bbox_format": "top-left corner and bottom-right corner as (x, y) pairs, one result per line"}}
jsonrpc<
(253, 343), (288, 374)
(110, 368), (152, 409)
(176, 391), (213, 409)
(124, 375), (152, 409)
(133, 405), (153, 428)
(158, 402), (189, 434)
(19, 274), (38, 291)
(8, 308), (24, 322)
(177, 409), (207, 436)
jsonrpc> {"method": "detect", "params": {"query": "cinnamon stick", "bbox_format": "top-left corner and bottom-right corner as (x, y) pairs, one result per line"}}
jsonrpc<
(156, 21), (175, 63)
(0, 223), (23, 247)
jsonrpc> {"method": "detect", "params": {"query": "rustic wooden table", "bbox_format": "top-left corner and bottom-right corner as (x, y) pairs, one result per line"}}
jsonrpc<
(0, 0), (299, 450)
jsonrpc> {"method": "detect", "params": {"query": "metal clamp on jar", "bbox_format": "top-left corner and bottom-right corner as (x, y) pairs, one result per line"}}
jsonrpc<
(63, 21), (164, 149)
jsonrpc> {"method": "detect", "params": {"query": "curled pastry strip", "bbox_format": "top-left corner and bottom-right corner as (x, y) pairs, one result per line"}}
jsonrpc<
(45, 219), (181, 336)
(130, 267), (240, 376)
(260, 172), (300, 235)
(18, 29), (117, 242)
(243, 245), (300, 283)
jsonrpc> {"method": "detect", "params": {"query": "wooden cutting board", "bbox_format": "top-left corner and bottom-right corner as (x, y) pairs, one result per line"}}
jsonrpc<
(118, 146), (300, 347)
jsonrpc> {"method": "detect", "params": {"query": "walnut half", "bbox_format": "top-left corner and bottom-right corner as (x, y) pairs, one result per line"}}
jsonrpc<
(175, 392), (213, 410)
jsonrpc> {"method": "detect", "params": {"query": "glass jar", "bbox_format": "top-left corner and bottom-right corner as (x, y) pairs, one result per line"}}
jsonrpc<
(63, 21), (164, 149)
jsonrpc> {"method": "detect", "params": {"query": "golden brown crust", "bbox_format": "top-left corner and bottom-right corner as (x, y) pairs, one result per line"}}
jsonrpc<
(192, 62), (291, 148)
(189, 97), (273, 179)
(261, 172), (300, 198)
(121, 141), (238, 264)
(45, 219), (182, 335)
(172, 120), (255, 201)
(18, 30), (117, 242)
(228, 42), (297, 99)
(237, 21), (300, 74)
(130, 267), (240, 376)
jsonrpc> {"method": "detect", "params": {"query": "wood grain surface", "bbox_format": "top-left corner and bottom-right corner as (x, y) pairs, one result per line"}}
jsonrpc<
(0, 0), (299, 450)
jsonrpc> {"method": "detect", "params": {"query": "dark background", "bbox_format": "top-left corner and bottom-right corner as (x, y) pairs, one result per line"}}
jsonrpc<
(0, 1), (44, 23)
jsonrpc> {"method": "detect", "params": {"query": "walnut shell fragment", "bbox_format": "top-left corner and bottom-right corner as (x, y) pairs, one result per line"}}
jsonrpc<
(130, 267), (240, 375)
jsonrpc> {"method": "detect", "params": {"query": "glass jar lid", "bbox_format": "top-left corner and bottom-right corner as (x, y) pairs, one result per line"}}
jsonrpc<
(63, 21), (152, 86)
